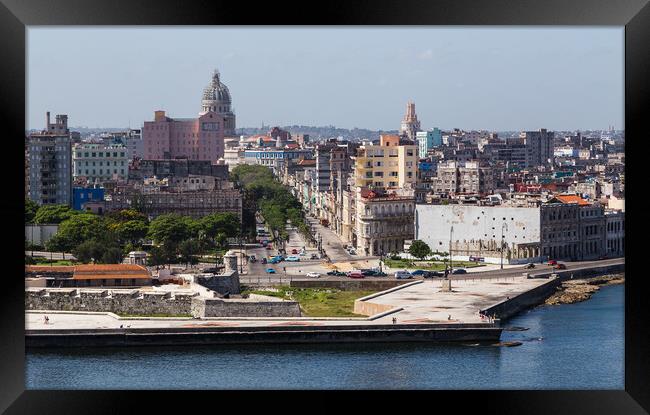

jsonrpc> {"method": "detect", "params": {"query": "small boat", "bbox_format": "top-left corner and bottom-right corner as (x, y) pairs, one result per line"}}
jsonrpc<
(493, 341), (523, 347)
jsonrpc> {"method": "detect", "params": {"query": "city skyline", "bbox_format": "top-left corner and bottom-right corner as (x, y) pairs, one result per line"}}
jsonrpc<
(28, 27), (623, 132)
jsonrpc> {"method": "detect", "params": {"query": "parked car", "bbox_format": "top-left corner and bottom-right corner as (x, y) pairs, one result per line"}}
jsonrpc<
(424, 271), (443, 278)
(307, 272), (320, 278)
(361, 269), (377, 276)
(374, 271), (388, 277)
(285, 255), (300, 262)
(410, 270), (427, 276)
(248, 255), (257, 263)
(554, 263), (567, 270)
(261, 258), (267, 264)
(347, 270), (365, 279)
(327, 270), (346, 276)
(269, 256), (283, 264)
(452, 268), (467, 275)
(547, 260), (557, 266)
(394, 270), (413, 279)
(266, 268), (276, 274)
(310, 253), (319, 260)
(291, 249), (298, 254)
(526, 263), (536, 269)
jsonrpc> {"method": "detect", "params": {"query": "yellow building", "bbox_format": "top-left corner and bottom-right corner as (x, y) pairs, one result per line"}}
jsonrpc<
(353, 135), (418, 189)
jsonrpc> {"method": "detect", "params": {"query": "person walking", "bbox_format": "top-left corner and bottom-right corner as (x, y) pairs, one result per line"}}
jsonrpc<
(392, 317), (397, 324)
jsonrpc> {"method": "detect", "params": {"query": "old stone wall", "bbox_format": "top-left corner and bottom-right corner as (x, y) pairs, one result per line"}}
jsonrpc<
(25, 289), (196, 316)
(192, 295), (301, 318)
(195, 271), (240, 295)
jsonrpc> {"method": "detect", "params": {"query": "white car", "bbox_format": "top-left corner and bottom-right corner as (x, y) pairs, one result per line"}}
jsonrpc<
(394, 270), (413, 279)
(306, 272), (320, 278)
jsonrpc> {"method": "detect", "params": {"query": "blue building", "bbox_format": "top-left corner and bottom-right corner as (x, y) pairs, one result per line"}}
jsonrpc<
(72, 187), (105, 211)
(416, 128), (443, 158)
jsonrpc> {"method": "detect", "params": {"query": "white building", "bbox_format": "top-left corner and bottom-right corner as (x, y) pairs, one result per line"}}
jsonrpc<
(73, 143), (128, 183)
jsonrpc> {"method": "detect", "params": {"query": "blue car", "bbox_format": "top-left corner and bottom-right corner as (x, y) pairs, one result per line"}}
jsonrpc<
(285, 255), (300, 262)
(266, 268), (276, 274)
(410, 270), (427, 276)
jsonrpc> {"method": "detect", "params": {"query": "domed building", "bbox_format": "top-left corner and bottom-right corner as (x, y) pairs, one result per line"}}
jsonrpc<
(200, 69), (237, 137)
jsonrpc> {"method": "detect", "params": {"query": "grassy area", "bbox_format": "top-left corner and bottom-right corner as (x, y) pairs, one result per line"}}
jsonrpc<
(117, 313), (193, 318)
(384, 258), (485, 271)
(241, 285), (375, 317)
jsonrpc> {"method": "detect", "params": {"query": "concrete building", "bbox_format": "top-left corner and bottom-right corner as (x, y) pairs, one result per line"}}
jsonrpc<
(25, 264), (152, 288)
(73, 143), (128, 184)
(242, 149), (313, 167)
(128, 158), (229, 182)
(125, 128), (144, 159)
(27, 112), (73, 206)
(521, 129), (554, 167)
(143, 109), (224, 162)
(432, 160), (495, 195)
(415, 204), (542, 264)
(416, 128), (442, 158)
(72, 186), (105, 211)
(400, 101), (421, 141)
(605, 210), (625, 257)
(353, 135), (418, 190)
(355, 189), (415, 256)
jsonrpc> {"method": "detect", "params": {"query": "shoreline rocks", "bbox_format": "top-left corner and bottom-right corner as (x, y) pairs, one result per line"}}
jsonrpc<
(545, 273), (624, 306)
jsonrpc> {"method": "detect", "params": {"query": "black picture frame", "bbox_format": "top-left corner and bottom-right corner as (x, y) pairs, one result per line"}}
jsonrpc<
(1, 0), (646, 413)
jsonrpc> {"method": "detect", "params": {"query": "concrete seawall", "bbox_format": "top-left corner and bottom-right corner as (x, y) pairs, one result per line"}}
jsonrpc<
(482, 262), (625, 320)
(25, 323), (502, 348)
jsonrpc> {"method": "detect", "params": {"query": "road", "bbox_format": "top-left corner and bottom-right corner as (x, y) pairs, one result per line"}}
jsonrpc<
(238, 257), (624, 285)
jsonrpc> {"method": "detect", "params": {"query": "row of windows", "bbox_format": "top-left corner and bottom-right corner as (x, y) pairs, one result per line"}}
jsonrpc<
(76, 152), (125, 158)
(77, 169), (126, 175)
(76, 161), (125, 167)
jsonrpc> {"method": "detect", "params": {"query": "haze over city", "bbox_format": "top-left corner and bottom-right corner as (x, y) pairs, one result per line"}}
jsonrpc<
(28, 27), (623, 132)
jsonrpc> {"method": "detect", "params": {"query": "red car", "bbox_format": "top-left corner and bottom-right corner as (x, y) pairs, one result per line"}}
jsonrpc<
(291, 249), (298, 254)
(554, 263), (567, 270)
(547, 260), (557, 266)
(347, 270), (364, 279)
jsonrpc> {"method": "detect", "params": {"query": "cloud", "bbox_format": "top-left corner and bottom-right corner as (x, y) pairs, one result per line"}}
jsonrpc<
(418, 49), (433, 60)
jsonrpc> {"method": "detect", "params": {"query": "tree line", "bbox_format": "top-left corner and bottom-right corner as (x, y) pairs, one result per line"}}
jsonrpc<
(25, 199), (240, 266)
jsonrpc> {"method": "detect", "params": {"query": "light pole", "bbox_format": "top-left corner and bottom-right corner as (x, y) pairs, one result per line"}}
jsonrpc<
(449, 226), (454, 275)
(500, 222), (508, 270)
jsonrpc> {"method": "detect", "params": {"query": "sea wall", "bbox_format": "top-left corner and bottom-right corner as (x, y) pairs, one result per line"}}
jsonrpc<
(481, 277), (561, 320)
(25, 288), (196, 316)
(191, 294), (301, 318)
(26, 323), (503, 348)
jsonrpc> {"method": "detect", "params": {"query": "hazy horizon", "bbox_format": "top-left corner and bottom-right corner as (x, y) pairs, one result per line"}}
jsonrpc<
(28, 27), (624, 132)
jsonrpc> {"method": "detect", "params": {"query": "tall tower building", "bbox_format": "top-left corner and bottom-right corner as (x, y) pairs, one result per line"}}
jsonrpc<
(200, 69), (236, 137)
(27, 112), (73, 206)
(400, 101), (421, 142)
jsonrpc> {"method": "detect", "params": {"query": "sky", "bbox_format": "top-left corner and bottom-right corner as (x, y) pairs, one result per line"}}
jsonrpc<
(27, 27), (624, 132)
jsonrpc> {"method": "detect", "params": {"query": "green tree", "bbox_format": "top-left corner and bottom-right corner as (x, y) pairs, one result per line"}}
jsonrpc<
(45, 233), (75, 259)
(147, 214), (192, 245)
(72, 239), (105, 263)
(115, 220), (149, 245)
(178, 239), (200, 266)
(409, 240), (432, 261)
(25, 198), (40, 223)
(33, 204), (77, 224)
(147, 246), (167, 267)
(101, 247), (124, 264)
(56, 213), (108, 248)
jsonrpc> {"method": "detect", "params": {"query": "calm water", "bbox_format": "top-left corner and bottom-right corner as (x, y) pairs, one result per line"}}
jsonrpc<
(25, 284), (624, 389)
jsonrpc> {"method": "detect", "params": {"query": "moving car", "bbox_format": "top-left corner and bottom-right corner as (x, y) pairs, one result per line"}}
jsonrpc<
(598, 255), (608, 260)
(327, 270), (346, 276)
(347, 270), (364, 279)
(261, 258), (267, 264)
(310, 253), (319, 260)
(547, 260), (557, 266)
(307, 272), (320, 278)
(394, 270), (413, 279)
(410, 270), (427, 276)
(269, 256), (283, 264)
(248, 255), (257, 263)
(526, 263), (536, 269)
(452, 268), (467, 275)
(374, 271), (388, 277)
(285, 255), (300, 262)
(361, 269), (377, 276)
(554, 263), (567, 270)
(291, 249), (298, 254)
(423, 271), (443, 278)
(266, 268), (276, 274)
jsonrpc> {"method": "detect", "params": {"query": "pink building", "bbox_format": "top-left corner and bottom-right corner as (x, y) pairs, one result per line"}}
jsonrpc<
(142, 110), (224, 161)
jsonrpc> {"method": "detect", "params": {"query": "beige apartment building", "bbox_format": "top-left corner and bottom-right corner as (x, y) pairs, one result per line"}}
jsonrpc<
(353, 135), (418, 189)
